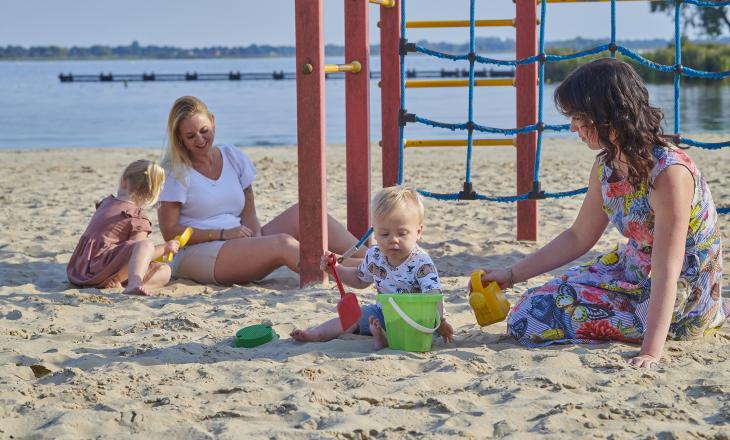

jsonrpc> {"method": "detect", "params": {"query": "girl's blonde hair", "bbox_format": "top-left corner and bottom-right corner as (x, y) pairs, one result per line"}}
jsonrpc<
(122, 160), (165, 207)
(161, 95), (214, 181)
(372, 184), (425, 223)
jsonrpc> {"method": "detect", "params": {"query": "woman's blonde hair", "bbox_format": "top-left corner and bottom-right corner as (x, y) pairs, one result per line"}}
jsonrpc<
(372, 184), (425, 223)
(122, 160), (165, 207)
(161, 95), (214, 181)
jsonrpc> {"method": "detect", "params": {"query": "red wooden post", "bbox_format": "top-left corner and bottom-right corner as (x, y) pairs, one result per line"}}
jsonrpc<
(295, 0), (328, 286)
(515, 0), (538, 241)
(345, 0), (371, 239)
(379, 0), (401, 187)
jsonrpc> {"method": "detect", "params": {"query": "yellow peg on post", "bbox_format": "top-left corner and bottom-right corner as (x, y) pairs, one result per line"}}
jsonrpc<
(324, 61), (362, 74)
(369, 0), (395, 7)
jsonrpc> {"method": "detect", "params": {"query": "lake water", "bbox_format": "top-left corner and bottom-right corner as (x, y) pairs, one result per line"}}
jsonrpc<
(1, 56), (728, 149)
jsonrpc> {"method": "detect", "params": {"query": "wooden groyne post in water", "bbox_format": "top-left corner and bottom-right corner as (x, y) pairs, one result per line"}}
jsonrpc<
(57, 68), (514, 83)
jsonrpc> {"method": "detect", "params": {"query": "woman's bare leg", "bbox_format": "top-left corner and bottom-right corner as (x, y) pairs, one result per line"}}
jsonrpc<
(214, 233), (300, 285)
(261, 203), (367, 258)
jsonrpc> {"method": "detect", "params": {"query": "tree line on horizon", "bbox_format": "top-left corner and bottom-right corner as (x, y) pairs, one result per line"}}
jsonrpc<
(545, 41), (730, 84)
(1, 37), (717, 61)
(3, 0), (728, 61)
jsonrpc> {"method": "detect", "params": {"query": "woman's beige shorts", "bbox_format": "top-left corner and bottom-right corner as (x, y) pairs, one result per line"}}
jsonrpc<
(170, 240), (225, 284)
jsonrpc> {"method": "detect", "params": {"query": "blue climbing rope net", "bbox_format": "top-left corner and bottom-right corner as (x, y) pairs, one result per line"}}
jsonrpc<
(397, 0), (730, 215)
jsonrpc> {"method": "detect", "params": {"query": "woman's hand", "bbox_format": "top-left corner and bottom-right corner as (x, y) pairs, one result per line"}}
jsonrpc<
(163, 240), (180, 256)
(627, 353), (661, 369)
(249, 224), (262, 237)
(469, 267), (512, 292)
(222, 225), (254, 240)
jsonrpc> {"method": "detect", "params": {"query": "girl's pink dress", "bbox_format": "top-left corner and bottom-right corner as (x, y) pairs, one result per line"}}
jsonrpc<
(67, 196), (152, 288)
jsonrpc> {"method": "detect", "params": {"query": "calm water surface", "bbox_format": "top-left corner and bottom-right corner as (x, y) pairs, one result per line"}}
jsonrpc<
(1, 56), (728, 149)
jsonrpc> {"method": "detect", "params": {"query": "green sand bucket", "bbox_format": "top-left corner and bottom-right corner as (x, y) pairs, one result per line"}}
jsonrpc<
(377, 293), (443, 352)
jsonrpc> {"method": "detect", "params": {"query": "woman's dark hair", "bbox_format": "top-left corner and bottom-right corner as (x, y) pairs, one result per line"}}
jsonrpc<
(554, 58), (671, 189)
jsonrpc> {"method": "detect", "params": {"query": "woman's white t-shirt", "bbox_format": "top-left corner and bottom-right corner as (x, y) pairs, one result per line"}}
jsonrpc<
(159, 144), (256, 230)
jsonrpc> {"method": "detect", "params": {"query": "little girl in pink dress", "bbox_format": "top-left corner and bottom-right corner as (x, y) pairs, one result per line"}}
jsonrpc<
(67, 160), (179, 295)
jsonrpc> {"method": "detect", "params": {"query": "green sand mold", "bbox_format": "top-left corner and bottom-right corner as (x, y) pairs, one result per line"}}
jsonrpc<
(235, 324), (279, 348)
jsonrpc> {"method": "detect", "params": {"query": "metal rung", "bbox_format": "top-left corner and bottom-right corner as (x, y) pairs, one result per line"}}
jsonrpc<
(405, 78), (515, 88)
(543, 0), (654, 3)
(406, 19), (517, 28)
(405, 139), (515, 148)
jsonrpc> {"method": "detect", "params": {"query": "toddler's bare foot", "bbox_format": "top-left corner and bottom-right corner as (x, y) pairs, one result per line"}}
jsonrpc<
(369, 316), (388, 350)
(290, 328), (329, 342)
(123, 285), (152, 296)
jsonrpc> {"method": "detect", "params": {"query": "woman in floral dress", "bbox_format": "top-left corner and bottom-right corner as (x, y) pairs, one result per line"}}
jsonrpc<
(474, 58), (726, 369)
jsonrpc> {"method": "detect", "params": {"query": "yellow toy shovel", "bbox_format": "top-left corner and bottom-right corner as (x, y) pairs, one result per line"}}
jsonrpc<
(155, 227), (193, 264)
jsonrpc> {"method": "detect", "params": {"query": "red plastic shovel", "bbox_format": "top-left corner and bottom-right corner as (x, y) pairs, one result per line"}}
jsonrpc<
(328, 253), (362, 331)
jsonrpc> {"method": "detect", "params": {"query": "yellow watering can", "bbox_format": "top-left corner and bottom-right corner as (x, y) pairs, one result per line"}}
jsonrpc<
(469, 270), (510, 327)
(155, 227), (193, 264)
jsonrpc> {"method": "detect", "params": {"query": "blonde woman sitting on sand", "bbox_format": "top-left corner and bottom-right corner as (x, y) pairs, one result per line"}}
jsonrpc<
(67, 160), (180, 295)
(157, 96), (365, 286)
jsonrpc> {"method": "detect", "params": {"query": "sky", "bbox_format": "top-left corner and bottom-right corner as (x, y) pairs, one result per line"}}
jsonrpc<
(2, 0), (686, 48)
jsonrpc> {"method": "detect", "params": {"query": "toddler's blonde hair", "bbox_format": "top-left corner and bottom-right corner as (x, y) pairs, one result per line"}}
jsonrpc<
(122, 160), (165, 207)
(372, 184), (424, 223)
(162, 95), (214, 181)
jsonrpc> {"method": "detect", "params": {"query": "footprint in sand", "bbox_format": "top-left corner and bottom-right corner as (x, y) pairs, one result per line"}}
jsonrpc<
(5, 310), (22, 320)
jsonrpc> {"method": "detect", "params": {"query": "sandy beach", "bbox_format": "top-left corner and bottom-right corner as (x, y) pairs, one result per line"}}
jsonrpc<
(0, 137), (728, 439)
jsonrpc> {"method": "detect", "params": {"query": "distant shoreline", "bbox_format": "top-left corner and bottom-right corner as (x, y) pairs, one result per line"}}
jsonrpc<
(0, 55), (299, 62)
(1, 36), (697, 62)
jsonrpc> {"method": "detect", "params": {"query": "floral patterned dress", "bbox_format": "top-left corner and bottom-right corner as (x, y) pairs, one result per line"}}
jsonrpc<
(507, 147), (727, 347)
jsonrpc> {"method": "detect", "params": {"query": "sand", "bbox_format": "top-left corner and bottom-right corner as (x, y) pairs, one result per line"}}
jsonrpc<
(0, 137), (728, 439)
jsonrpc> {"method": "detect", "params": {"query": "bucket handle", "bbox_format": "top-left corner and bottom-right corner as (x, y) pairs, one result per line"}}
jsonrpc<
(387, 297), (441, 334)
